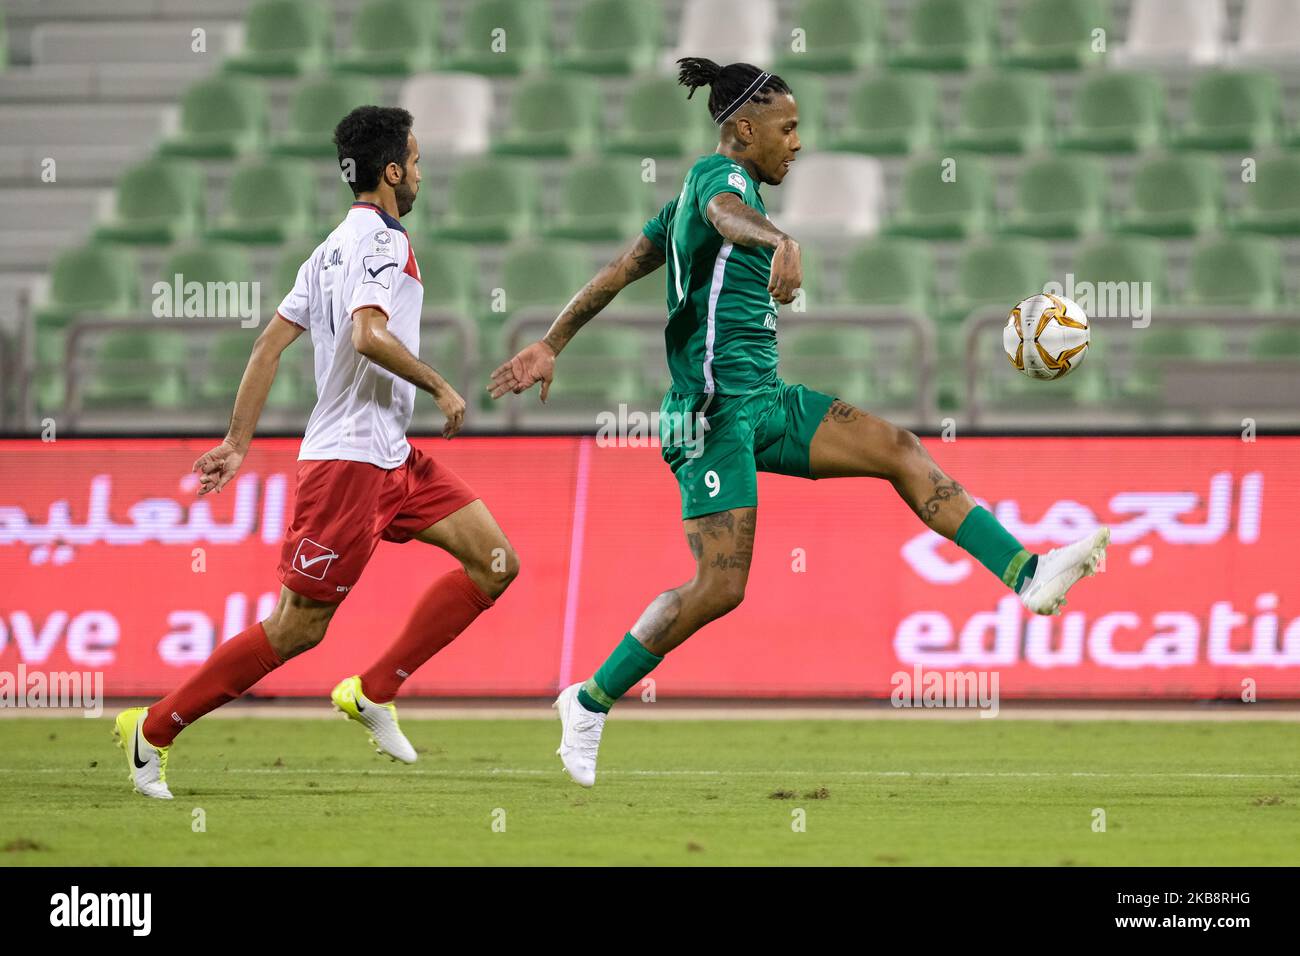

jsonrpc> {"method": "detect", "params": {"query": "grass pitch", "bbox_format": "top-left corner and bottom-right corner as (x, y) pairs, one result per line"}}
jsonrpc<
(0, 716), (1296, 866)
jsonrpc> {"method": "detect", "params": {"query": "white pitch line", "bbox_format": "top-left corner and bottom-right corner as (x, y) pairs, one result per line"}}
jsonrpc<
(2, 768), (1298, 780)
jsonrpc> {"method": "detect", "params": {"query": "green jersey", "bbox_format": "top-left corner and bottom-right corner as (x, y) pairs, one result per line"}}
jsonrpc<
(641, 153), (780, 395)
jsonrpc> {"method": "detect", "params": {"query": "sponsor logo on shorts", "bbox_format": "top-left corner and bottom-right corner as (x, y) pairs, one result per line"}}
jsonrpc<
(292, 538), (340, 581)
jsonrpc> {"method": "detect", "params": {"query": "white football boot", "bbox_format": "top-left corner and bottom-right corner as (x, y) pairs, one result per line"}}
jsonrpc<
(554, 682), (606, 788)
(113, 707), (173, 800)
(330, 676), (417, 764)
(1019, 526), (1110, 616)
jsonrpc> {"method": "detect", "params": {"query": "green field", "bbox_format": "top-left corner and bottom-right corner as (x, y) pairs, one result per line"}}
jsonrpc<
(1, 717), (1296, 866)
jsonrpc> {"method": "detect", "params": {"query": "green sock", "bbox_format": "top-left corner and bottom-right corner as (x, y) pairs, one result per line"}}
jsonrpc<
(576, 632), (663, 714)
(954, 505), (1039, 593)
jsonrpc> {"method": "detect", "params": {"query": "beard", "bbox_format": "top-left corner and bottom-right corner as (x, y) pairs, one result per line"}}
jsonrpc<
(394, 176), (417, 217)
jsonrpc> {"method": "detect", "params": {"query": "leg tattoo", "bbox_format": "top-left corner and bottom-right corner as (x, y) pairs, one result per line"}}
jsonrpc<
(914, 468), (966, 525)
(821, 399), (863, 425)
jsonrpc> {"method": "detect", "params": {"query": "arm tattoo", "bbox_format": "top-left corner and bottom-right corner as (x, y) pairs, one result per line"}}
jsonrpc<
(915, 468), (965, 525)
(707, 193), (789, 250)
(541, 235), (664, 354)
(821, 399), (863, 424)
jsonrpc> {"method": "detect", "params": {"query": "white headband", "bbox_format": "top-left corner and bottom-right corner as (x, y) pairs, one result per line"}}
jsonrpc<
(715, 71), (772, 125)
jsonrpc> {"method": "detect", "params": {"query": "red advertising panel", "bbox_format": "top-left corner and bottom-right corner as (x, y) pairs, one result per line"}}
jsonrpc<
(2, 436), (1298, 699)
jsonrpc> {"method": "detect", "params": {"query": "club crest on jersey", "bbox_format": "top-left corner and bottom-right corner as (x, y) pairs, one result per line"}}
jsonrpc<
(374, 230), (391, 245)
(292, 538), (340, 581)
(362, 254), (399, 288)
(727, 172), (746, 192)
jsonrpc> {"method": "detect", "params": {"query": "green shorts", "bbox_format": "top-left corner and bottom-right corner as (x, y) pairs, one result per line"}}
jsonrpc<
(659, 380), (837, 519)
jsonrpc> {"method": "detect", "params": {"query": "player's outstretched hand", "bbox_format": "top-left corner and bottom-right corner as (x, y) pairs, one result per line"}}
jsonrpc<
(193, 440), (245, 496)
(768, 236), (802, 306)
(433, 380), (466, 439)
(488, 341), (556, 403)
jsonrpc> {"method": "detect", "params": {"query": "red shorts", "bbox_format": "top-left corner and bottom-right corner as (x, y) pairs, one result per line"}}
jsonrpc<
(277, 445), (479, 602)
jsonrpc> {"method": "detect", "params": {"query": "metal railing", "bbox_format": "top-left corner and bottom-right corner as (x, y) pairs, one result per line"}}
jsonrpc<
(962, 306), (1300, 428)
(52, 310), (477, 432)
(499, 305), (937, 429)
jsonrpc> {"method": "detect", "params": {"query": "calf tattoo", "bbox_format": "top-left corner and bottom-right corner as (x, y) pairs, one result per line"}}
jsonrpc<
(915, 468), (965, 524)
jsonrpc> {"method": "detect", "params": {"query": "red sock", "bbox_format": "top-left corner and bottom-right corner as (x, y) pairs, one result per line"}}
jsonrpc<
(142, 621), (283, 747)
(360, 569), (495, 703)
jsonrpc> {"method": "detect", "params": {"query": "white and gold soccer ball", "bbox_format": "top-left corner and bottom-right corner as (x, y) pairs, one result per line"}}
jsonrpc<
(1003, 292), (1090, 380)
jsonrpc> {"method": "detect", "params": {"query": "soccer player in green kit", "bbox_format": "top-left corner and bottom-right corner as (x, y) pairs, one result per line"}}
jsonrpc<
(489, 58), (1110, 787)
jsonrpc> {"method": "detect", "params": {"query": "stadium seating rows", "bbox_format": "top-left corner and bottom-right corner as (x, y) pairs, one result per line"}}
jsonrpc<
(4, 0), (1300, 426)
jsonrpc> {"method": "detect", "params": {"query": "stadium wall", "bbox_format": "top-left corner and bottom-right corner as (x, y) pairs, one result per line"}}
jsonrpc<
(1, 436), (1298, 700)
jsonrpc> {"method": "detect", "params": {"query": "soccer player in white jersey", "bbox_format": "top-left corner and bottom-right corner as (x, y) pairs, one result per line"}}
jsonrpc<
(114, 106), (519, 799)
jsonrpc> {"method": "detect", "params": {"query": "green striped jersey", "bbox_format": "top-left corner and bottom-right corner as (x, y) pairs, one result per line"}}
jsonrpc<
(641, 153), (779, 395)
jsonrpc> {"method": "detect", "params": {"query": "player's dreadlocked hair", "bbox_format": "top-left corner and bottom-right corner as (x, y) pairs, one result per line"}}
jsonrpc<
(333, 105), (414, 197)
(676, 57), (791, 124)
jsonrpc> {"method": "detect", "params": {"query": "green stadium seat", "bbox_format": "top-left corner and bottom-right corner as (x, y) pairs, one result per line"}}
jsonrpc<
(1060, 72), (1164, 153)
(82, 328), (188, 409)
(492, 74), (603, 157)
(1001, 154), (1107, 239)
(162, 242), (256, 289)
(1115, 154), (1221, 237)
(497, 240), (591, 315)
(224, 0), (332, 76)
(1124, 324), (1228, 401)
(945, 238), (1053, 327)
(827, 72), (938, 155)
(334, 0), (439, 75)
(1005, 0), (1109, 70)
(774, 0), (882, 73)
(1248, 324), (1300, 360)
(159, 75), (268, 159)
(94, 158), (205, 245)
(35, 245), (141, 410)
(948, 71), (1053, 153)
(428, 159), (539, 242)
(488, 241), (592, 350)
(549, 325), (651, 407)
(779, 325), (877, 408)
(1184, 235), (1283, 309)
(778, 71), (826, 151)
(543, 159), (656, 241)
(605, 74), (714, 157)
(1070, 234), (1168, 314)
(1231, 153), (1300, 235)
(889, 0), (996, 71)
(446, 0), (550, 75)
(206, 159), (319, 244)
(839, 239), (935, 311)
(270, 237), (323, 303)
(272, 76), (380, 158)
(885, 154), (995, 240)
(35, 244), (139, 334)
(408, 240), (480, 318)
(557, 0), (661, 75)
(323, 175), (366, 233)
(1173, 71), (1282, 151)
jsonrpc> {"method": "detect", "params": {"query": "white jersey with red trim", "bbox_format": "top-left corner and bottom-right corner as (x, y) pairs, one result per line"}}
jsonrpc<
(276, 202), (424, 468)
